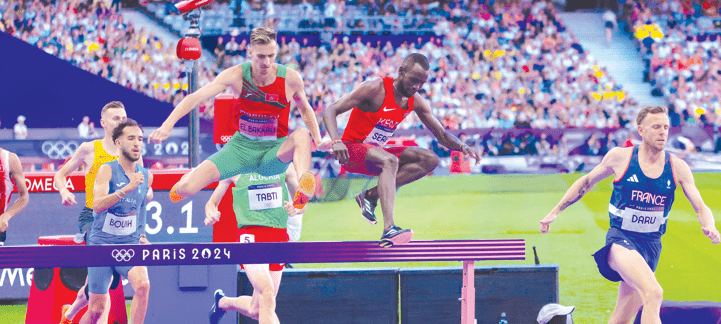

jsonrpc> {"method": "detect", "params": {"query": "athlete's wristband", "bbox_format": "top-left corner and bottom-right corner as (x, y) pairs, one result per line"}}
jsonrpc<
(332, 139), (343, 145)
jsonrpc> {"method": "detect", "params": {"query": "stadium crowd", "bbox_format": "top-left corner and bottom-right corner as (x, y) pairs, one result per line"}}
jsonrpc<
(1, 0), (642, 138)
(631, 0), (721, 128)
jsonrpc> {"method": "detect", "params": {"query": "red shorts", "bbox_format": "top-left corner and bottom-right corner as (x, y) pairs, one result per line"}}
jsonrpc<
(341, 141), (410, 176)
(237, 225), (289, 271)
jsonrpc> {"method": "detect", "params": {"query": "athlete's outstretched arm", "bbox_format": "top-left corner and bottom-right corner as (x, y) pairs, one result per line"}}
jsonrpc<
(149, 67), (239, 144)
(322, 79), (381, 163)
(286, 69), (330, 151)
(673, 156), (720, 244)
(0, 153), (29, 232)
(540, 148), (622, 233)
(413, 96), (481, 163)
(204, 175), (239, 226)
(54, 141), (93, 206)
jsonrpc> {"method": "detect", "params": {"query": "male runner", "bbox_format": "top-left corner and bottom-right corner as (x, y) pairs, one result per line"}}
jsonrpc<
(0, 147), (30, 246)
(148, 27), (330, 209)
(56, 101), (150, 323)
(322, 53), (481, 247)
(539, 106), (720, 324)
(80, 119), (153, 324)
(205, 169), (302, 324)
(204, 163), (304, 241)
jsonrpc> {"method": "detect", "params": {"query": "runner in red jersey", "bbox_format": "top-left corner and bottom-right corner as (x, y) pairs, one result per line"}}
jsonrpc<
(0, 148), (29, 246)
(149, 27), (331, 209)
(323, 53), (481, 247)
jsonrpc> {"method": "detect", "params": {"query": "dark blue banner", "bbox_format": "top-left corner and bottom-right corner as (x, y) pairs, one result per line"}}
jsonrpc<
(0, 32), (176, 128)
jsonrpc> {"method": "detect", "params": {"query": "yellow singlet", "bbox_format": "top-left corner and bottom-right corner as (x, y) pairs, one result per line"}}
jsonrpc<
(84, 140), (118, 208)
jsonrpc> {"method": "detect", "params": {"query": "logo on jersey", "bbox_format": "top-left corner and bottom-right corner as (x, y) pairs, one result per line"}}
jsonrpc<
(265, 94), (279, 102)
(244, 93), (253, 98)
(378, 118), (401, 129)
(627, 174), (639, 182)
(667, 180), (671, 189)
(631, 190), (667, 206)
(382, 106), (396, 112)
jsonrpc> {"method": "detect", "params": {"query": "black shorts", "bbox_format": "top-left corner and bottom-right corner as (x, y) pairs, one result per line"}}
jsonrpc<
(79, 206), (94, 242)
(605, 21), (614, 29)
(592, 227), (662, 282)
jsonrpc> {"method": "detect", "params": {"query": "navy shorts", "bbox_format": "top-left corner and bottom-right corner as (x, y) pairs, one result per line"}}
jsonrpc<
(592, 227), (662, 282)
(75, 206), (95, 243)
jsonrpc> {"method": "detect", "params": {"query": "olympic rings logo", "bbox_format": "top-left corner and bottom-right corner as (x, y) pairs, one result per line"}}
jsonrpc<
(220, 135), (233, 143)
(112, 249), (135, 262)
(41, 140), (79, 159)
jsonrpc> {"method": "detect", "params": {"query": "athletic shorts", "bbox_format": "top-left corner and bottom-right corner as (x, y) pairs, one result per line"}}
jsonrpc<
(79, 206), (94, 239)
(207, 132), (289, 181)
(87, 265), (134, 294)
(605, 21), (614, 29)
(237, 225), (289, 271)
(341, 141), (410, 176)
(592, 227), (662, 282)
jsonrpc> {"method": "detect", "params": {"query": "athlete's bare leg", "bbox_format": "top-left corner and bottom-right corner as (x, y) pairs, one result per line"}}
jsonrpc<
(608, 280), (644, 324)
(127, 266), (150, 324)
(363, 147), (401, 230)
(607, 244), (662, 324)
(364, 148), (439, 203)
(218, 264), (282, 324)
(276, 128), (311, 179)
(79, 292), (107, 324)
(171, 160), (221, 198)
(64, 280), (110, 322)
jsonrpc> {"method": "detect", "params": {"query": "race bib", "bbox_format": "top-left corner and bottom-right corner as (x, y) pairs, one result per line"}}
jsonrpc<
(248, 182), (283, 211)
(238, 114), (278, 141)
(239, 234), (255, 243)
(363, 124), (395, 146)
(612, 205), (666, 233)
(102, 212), (137, 236)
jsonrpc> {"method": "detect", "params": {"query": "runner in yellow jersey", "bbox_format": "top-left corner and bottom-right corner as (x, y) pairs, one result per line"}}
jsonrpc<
(54, 101), (151, 324)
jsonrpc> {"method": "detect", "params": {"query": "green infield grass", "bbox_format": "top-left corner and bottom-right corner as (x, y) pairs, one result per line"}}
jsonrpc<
(2, 173), (719, 323)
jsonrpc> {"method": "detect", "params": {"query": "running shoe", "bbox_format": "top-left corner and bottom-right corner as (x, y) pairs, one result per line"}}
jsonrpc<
(355, 192), (378, 225)
(59, 304), (72, 324)
(209, 289), (226, 324)
(169, 185), (186, 203)
(379, 226), (413, 248)
(292, 172), (315, 209)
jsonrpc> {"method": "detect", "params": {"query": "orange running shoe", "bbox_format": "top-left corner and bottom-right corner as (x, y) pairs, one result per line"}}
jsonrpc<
(292, 171), (315, 209)
(59, 304), (72, 324)
(169, 185), (186, 203)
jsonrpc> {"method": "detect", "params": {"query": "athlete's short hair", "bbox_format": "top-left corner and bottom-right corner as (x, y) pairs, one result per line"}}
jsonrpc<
(636, 106), (668, 125)
(401, 53), (430, 71)
(250, 27), (277, 46)
(112, 118), (141, 142)
(101, 101), (125, 119)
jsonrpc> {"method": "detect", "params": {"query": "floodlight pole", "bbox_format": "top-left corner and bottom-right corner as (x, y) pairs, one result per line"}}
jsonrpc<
(184, 10), (201, 168)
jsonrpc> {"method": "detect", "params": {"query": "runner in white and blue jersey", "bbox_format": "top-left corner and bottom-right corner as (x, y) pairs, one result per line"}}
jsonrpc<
(539, 106), (719, 324)
(80, 119), (154, 324)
